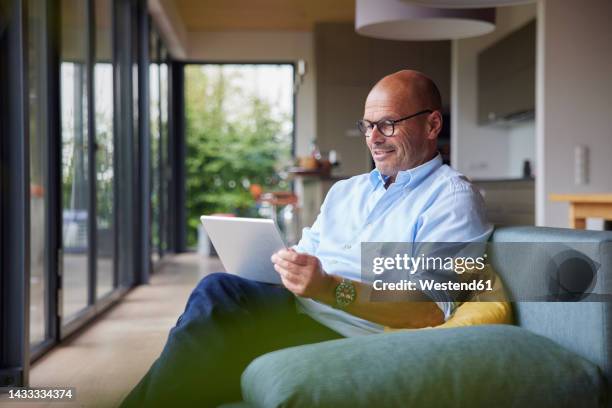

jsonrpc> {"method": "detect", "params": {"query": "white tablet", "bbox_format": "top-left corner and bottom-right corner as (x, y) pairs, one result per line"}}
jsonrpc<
(200, 216), (286, 284)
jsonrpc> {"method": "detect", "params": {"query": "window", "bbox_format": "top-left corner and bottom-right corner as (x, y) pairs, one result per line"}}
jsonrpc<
(184, 64), (295, 247)
(94, 0), (115, 299)
(28, 0), (49, 347)
(149, 28), (162, 259)
(60, 0), (90, 320)
(1, 0), (170, 368)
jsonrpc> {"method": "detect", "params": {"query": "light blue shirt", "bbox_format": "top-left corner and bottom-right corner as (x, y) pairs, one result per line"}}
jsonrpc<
(294, 153), (492, 337)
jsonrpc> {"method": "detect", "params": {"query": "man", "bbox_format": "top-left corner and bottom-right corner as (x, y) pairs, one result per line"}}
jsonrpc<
(121, 70), (491, 407)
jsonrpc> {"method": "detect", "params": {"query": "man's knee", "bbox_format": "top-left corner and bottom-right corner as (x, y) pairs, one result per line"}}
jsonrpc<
(197, 272), (233, 288)
(193, 272), (246, 298)
(174, 273), (243, 329)
(187, 272), (275, 316)
(183, 272), (291, 322)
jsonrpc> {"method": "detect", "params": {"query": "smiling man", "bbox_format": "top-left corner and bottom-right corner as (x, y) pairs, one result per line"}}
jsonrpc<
(122, 70), (491, 407)
(366, 70), (441, 176)
(272, 70), (491, 335)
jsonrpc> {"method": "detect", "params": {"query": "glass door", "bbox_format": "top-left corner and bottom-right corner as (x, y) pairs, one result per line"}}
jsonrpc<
(94, 0), (115, 300)
(60, 0), (120, 326)
(28, 0), (50, 347)
(149, 28), (170, 263)
(149, 28), (161, 262)
(159, 44), (169, 254)
(60, 0), (90, 322)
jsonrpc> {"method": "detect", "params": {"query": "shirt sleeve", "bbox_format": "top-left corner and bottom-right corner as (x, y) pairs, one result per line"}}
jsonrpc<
(293, 181), (339, 256)
(412, 179), (493, 320)
(293, 212), (323, 255)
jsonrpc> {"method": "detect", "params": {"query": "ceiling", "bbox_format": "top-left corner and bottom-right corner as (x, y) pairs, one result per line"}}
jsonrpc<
(173, 0), (355, 31)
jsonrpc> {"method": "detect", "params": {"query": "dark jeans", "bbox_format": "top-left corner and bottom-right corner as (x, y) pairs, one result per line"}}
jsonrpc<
(121, 272), (342, 407)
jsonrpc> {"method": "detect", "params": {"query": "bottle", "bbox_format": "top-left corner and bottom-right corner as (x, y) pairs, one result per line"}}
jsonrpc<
(310, 142), (322, 161)
(522, 160), (532, 178)
(329, 149), (340, 168)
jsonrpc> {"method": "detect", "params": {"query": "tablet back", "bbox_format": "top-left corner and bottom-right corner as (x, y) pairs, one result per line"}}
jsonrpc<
(200, 216), (285, 284)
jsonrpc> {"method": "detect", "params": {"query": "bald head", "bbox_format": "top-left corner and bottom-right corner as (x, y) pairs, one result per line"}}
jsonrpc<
(363, 70), (444, 179)
(369, 70), (442, 112)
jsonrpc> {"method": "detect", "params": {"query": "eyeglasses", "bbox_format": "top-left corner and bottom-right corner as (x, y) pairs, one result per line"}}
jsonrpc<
(356, 109), (433, 137)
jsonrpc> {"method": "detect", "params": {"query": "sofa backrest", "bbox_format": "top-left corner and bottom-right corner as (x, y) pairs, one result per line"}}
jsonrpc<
(490, 226), (612, 387)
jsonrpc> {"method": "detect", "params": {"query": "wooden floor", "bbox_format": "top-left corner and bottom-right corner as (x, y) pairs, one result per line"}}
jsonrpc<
(1, 253), (222, 408)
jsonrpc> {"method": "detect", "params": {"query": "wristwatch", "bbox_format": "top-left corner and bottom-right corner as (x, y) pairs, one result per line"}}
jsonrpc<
(334, 278), (357, 308)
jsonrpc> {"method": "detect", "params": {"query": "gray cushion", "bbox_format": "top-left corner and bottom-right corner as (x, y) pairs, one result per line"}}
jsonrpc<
(490, 227), (612, 386)
(241, 325), (604, 408)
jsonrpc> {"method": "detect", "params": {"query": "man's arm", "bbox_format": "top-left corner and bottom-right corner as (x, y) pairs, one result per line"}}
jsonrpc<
(412, 180), (493, 319)
(271, 249), (444, 329)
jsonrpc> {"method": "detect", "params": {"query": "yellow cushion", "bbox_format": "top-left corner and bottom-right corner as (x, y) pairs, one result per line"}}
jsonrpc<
(384, 265), (514, 331)
(435, 301), (513, 328)
(383, 301), (513, 332)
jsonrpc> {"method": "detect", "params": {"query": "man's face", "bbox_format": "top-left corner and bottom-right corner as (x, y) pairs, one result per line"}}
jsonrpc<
(364, 87), (431, 179)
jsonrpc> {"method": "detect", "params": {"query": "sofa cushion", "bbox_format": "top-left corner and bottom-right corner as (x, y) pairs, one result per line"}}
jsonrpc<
(383, 263), (513, 332)
(433, 266), (513, 329)
(490, 226), (612, 389)
(435, 300), (513, 328)
(241, 325), (604, 408)
(384, 301), (513, 333)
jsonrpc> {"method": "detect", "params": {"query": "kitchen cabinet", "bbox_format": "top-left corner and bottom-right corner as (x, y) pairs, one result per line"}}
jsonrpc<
(478, 19), (536, 125)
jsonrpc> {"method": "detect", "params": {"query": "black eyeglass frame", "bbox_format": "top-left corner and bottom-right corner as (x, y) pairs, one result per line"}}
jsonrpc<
(357, 109), (434, 137)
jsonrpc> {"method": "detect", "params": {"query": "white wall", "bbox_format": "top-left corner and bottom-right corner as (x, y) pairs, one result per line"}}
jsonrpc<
(536, 0), (612, 227)
(187, 31), (316, 158)
(508, 122), (536, 178)
(451, 4), (536, 180)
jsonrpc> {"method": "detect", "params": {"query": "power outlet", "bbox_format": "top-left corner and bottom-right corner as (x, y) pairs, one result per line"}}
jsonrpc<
(574, 145), (589, 185)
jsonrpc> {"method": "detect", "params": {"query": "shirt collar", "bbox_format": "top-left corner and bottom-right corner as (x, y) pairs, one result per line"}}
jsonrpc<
(369, 153), (443, 188)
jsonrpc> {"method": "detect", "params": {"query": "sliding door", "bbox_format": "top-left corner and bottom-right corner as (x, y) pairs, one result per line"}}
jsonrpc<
(149, 27), (171, 263)
(59, 0), (123, 333)
(28, 0), (51, 348)
(0, 0), (30, 386)
(149, 28), (161, 261)
(94, 0), (116, 300)
(60, 0), (90, 321)
(1, 0), (165, 374)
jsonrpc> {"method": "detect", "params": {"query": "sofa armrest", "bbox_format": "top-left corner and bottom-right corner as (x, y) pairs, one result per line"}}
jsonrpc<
(241, 325), (604, 408)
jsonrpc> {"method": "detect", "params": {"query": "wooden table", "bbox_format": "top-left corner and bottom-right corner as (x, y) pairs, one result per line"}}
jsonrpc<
(550, 193), (612, 229)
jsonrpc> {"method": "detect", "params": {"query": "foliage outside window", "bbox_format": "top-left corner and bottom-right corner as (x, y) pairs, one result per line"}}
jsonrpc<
(185, 65), (293, 247)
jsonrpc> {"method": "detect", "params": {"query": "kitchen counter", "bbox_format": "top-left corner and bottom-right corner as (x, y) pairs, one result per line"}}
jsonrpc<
(292, 173), (346, 228)
(472, 178), (535, 226)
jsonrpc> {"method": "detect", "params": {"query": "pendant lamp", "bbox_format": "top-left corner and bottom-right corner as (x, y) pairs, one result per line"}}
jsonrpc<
(356, 0), (496, 40)
(403, 0), (534, 8)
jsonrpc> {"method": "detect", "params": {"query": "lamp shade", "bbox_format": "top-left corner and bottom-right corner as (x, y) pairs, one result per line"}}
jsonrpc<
(403, 0), (534, 8)
(355, 0), (496, 40)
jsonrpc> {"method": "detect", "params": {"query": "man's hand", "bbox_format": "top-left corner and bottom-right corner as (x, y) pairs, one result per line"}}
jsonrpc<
(271, 249), (336, 302)
(271, 249), (443, 328)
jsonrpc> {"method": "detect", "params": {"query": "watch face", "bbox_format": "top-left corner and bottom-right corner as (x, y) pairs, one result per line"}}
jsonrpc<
(335, 280), (356, 307)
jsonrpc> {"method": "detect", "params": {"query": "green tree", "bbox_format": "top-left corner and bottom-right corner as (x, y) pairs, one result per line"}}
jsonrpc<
(185, 66), (292, 247)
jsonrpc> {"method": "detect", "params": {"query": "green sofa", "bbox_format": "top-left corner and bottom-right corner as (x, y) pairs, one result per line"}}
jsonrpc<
(221, 227), (612, 407)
